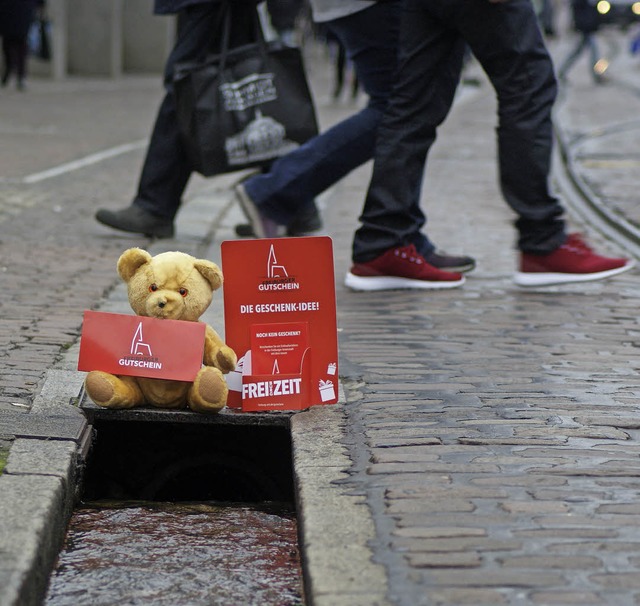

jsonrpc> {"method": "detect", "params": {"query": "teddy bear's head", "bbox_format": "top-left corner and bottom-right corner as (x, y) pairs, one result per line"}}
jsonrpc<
(117, 248), (223, 322)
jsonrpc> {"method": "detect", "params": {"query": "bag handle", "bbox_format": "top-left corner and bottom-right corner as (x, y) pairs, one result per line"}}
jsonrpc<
(218, 1), (269, 72)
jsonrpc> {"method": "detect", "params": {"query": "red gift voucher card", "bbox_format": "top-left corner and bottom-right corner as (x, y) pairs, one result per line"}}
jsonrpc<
(221, 236), (339, 410)
(78, 310), (206, 382)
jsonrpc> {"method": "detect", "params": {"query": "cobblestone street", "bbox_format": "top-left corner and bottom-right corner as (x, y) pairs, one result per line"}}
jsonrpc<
(322, 70), (640, 603)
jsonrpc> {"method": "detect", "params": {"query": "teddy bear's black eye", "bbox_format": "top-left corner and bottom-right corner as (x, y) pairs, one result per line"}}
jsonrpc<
(149, 284), (158, 292)
(179, 288), (188, 297)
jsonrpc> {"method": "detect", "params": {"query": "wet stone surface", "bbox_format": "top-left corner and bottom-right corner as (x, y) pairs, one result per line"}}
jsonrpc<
(45, 501), (303, 606)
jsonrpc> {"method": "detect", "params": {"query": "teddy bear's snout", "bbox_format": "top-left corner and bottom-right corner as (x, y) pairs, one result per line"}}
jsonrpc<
(147, 292), (182, 318)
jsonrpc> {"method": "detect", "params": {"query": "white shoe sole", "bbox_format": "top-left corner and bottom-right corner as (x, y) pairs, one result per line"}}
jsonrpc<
(514, 260), (635, 287)
(345, 272), (465, 291)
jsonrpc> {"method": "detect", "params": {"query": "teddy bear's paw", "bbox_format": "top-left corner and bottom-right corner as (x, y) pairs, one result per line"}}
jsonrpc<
(188, 367), (228, 414)
(215, 345), (237, 374)
(85, 371), (142, 409)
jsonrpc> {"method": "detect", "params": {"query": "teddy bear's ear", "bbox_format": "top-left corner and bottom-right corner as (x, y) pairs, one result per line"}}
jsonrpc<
(117, 248), (153, 283)
(194, 259), (223, 291)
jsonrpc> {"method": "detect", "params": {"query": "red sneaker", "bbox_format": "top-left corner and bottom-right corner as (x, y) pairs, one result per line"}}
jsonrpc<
(345, 244), (465, 291)
(514, 233), (634, 287)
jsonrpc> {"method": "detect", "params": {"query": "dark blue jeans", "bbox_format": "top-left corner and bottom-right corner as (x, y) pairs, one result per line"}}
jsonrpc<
(352, 0), (566, 262)
(243, 0), (436, 256)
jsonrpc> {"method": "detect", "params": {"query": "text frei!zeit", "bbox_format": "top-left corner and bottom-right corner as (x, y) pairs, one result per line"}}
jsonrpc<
(240, 301), (320, 314)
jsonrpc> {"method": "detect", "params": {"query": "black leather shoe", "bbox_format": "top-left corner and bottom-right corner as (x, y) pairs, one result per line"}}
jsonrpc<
(424, 250), (476, 273)
(287, 203), (323, 235)
(95, 205), (174, 238)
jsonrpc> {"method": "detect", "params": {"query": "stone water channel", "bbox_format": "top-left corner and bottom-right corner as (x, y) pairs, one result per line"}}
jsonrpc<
(44, 400), (305, 605)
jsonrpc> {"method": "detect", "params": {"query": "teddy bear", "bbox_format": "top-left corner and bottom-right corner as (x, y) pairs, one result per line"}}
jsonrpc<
(84, 247), (237, 414)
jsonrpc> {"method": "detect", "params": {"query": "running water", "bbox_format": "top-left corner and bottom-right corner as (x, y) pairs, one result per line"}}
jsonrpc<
(45, 501), (304, 606)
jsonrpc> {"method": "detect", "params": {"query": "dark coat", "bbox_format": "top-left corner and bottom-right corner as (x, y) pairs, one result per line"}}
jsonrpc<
(154, 0), (260, 15)
(0, 0), (42, 38)
(571, 0), (601, 33)
(154, 0), (218, 16)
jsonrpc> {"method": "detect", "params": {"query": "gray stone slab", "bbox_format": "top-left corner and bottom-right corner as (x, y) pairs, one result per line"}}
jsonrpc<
(29, 369), (86, 415)
(5, 439), (76, 483)
(0, 475), (70, 606)
(291, 405), (389, 605)
(0, 412), (87, 442)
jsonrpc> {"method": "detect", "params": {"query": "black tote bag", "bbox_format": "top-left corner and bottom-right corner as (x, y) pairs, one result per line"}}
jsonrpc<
(173, 5), (319, 177)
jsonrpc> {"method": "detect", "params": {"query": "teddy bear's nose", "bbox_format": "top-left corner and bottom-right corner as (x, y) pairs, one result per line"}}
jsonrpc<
(158, 301), (166, 308)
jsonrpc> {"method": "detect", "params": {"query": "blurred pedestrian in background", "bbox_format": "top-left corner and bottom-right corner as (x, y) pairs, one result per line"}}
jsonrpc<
(0, 0), (44, 90)
(95, 0), (264, 238)
(558, 0), (607, 84)
(630, 23), (640, 55)
(324, 28), (359, 100)
(534, 0), (556, 37)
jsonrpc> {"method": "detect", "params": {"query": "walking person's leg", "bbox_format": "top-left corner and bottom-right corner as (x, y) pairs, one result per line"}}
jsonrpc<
(459, 0), (565, 253)
(95, 3), (254, 237)
(351, 0), (465, 263)
(459, 0), (631, 285)
(585, 32), (606, 82)
(237, 0), (473, 271)
(344, 0), (471, 290)
(540, 0), (555, 35)
(558, 35), (588, 80)
(347, 0), (631, 289)
(1, 37), (11, 85)
(15, 36), (28, 89)
(2, 37), (24, 87)
(333, 40), (346, 98)
(237, 3), (401, 227)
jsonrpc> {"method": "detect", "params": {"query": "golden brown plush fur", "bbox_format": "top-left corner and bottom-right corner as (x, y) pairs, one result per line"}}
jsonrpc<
(84, 248), (237, 414)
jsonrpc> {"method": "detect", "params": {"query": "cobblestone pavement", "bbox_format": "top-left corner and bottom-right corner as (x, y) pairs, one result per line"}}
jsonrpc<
(0, 77), (162, 412)
(3, 20), (640, 606)
(317, 29), (640, 606)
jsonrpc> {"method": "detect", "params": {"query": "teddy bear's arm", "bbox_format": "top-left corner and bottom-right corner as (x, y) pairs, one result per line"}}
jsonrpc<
(203, 325), (237, 374)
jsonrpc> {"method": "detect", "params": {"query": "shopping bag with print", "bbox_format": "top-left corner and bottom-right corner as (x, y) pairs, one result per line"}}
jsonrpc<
(173, 3), (318, 176)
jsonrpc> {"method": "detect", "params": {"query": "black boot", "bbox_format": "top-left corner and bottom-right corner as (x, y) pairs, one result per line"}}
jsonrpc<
(95, 205), (175, 238)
